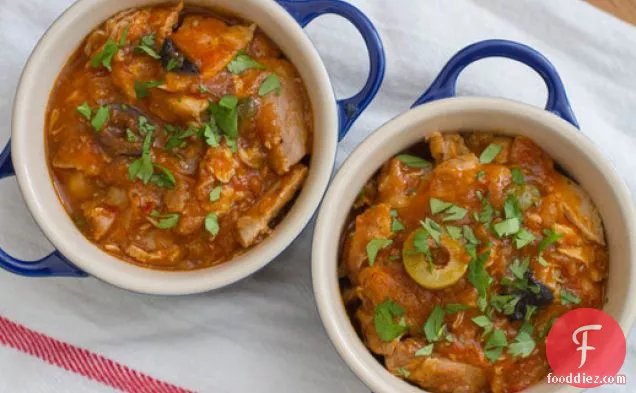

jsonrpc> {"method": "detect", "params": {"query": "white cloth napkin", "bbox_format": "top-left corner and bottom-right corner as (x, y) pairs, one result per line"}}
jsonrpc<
(0, 0), (634, 392)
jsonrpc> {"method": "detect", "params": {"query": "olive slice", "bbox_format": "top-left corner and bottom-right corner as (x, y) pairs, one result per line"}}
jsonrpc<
(402, 231), (471, 290)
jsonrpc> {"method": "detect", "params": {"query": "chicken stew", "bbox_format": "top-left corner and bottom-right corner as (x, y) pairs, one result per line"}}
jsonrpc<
(340, 132), (608, 393)
(46, 1), (312, 270)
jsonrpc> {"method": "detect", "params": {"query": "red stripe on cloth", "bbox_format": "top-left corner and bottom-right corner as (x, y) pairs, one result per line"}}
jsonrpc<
(0, 315), (195, 393)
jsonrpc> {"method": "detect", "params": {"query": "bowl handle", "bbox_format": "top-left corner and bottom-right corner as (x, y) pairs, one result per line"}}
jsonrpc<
(276, 0), (386, 140)
(412, 39), (580, 129)
(0, 142), (86, 277)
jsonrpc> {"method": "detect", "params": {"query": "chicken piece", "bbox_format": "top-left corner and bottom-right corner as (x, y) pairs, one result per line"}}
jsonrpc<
(353, 178), (378, 209)
(236, 164), (308, 247)
(148, 92), (210, 123)
(176, 202), (206, 236)
(558, 246), (594, 265)
(196, 146), (238, 202)
(84, 1), (183, 59)
(256, 59), (311, 175)
(426, 154), (480, 203)
(247, 30), (282, 59)
(164, 175), (194, 213)
(208, 185), (246, 216)
(171, 15), (256, 79)
(111, 54), (163, 101)
(384, 338), (426, 370)
(558, 176), (604, 245)
(125, 244), (181, 265)
(52, 130), (109, 176)
(509, 136), (554, 185)
(82, 204), (117, 241)
(464, 133), (512, 164)
(377, 158), (428, 208)
(233, 69), (271, 98)
(402, 356), (489, 393)
(428, 132), (470, 163)
(238, 142), (268, 169)
(127, 182), (162, 218)
(345, 204), (392, 282)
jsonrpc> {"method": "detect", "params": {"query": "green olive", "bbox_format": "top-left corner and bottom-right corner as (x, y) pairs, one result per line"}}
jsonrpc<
(402, 232), (471, 290)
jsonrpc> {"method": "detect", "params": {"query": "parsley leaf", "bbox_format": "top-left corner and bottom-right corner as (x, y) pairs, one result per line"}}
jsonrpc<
(397, 368), (411, 378)
(148, 211), (180, 229)
(509, 257), (530, 280)
(514, 228), (536, 249)
(137, 116), (156, 135)
(126, 129), (138, 142)
(91, 38), (119, 71)
(258, 74), (281, 96)
(366, 238), (393, 265)
(463, 225), (480, 244)
(476, 170), (486, 181)
(91, 105), (110, 132)
(396, 154), (432, 169)
(134, 80), (163, 99)
(415, 344), (434, 357)
(446, 226), (462, 240)
(430, 198), (453, 214)
(391, 216), (405, 232)
(423, 305), (446, 343)
(508, 331), (535, 358)
(467, 251), (492, 311)
(471, 315), (494, 336)
(374, 299), (408, 342)
(134, 33), (161, 59)
(493, 218), (521, 238)
(442, 205), (468, 222)
(128, 131), (154, 183)
(504, 194), (523, 221)
(479, 143), (502, 164)
(484, 329), (508, 362)
(209, 186), (223, 202)
(149, 164), (176, 189)
(227, 52), (265, 74)
(205, 213), (220, 236)
(477, 193), (494, 224)
(203, 123), (220, 147)
(511, 168), (525, 185)
(490, 294), (521, 316)
(76, 102), (92, 120)
(167, 58), (179, 72)
(560, 289), (581, 305)
(539, 228), (564, 253)
(540, 317), (557, 339)
(210, 95), (239, 138)
(420, 218), (443, 244)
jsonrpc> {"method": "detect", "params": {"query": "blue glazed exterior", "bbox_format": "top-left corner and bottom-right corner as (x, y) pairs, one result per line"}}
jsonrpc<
(0, 0), (385, 279)
(277, 0), (386, 140)
(412, 39), (579, 129)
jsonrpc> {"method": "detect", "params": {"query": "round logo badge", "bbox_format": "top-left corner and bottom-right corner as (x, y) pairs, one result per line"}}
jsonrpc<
(545, 308), (626, 388)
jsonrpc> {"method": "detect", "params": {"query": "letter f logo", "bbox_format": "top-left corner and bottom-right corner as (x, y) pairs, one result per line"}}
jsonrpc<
(572, 324), (602, 368)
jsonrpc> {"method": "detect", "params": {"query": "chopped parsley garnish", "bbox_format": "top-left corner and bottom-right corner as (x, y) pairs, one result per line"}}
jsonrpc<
(390, 211), (405, 232)
(128, 131), (154, 183)
(366, 238), (393, 265)
(477, 192), (494, 224)
(423, 305), (446, 342)
(148, 210), (180, 229)
(199, 85), (210, 94)
(510, 257), (530, 280)
(503, 194), (523, 221)
(493, 218), (521, 238)
(463, 225), (480, 244)
(467, 251), (493, 311)
(165, 126), (197, 150)
(397, 368), (411, 378)
(203, 122), (220, 147)
(484, 328), (508, 363)
(126, 129), (138, 143)
(415, 344), (434, 357)
(134, 33), (161, 59)
(479, 143), (502, 164)
(508, 331), (535, 358)
(227, 52), (265, 74)
(149, 164), (176, 189)
(420, 218), (443, 244)
(76, 102), (92, 120)
(396, 154), (432, 169)
(445, 225), (462, 240)
(134, 80), (163, 99)
(490, 294), (521, 316)
(511, 168), (525, 185)
(91, 38), (119, 71)
(91, 105), (110, 132)
(471, 315), (494, 336)
(209, 186), (223, 202)
(166, 58), (179, 72)
(476, 170), (486, 181)
(430, 198), (453, 214)
(560, 289), (582, 305)
(205, 213), (220, 236)
(374, 299), (409, 342)
(538, 228), (563, 266)
(258, 74), (281, 96)
(524, 305), (537, 322)
(514, 228), (536, 249)
(137, 116), (156, 135)
(210, 95), (239, 138)
(540, 317), (557, 338)
(442, 205), (468, 222)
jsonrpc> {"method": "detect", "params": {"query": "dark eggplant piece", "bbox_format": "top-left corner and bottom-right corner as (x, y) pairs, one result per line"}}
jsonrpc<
(160, 38), (199, 74)
(96, 104), (156, 157)
(501, 274), (554, 321)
